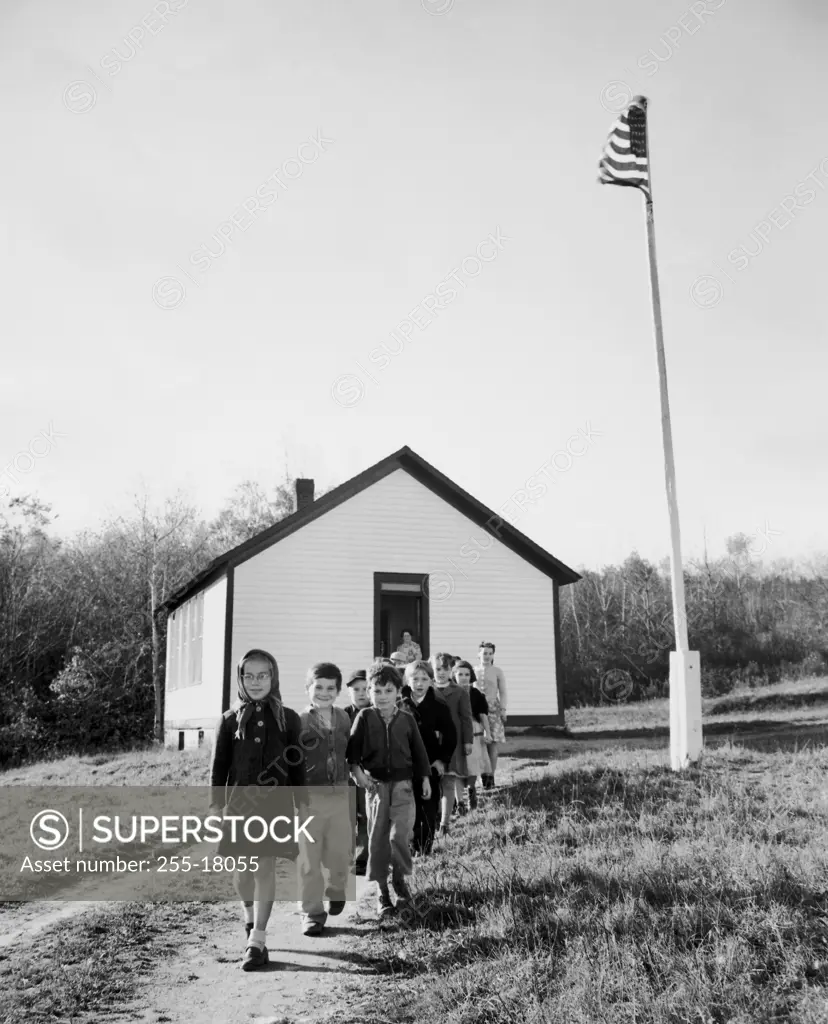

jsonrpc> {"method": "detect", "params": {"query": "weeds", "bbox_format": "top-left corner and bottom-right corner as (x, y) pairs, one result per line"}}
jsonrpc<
(342, 746), (828, 1024)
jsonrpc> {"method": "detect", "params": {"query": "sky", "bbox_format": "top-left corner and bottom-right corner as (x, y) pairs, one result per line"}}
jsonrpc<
(0, 0), (825, 575)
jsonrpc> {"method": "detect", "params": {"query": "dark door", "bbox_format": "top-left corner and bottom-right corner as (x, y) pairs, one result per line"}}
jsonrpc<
(374, 574), (429, 660)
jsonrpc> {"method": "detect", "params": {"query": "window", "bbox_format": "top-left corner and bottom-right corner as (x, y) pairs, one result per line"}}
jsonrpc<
(167, 593), (204, 691)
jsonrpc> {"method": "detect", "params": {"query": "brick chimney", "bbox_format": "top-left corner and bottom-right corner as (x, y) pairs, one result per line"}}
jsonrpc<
(295, 478), (314, 511)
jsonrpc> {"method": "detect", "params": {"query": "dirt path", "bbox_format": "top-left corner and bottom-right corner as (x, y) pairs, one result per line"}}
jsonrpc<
(80, 878), (376, 1024)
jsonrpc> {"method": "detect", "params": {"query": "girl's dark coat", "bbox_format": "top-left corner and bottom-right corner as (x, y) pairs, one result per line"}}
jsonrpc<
(209, 703), (305, 858)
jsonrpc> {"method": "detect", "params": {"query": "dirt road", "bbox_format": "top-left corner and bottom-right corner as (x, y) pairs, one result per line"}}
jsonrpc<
(86, 878), (376, 1024)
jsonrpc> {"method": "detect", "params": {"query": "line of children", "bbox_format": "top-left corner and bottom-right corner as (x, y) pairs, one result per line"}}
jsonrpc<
(210, 646), (505, 969)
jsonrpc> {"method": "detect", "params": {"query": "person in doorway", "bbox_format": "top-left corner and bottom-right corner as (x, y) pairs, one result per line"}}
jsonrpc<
(396, 629), (423, 664)
(475, 641), (508, 789)
(209, 648), (305, 971)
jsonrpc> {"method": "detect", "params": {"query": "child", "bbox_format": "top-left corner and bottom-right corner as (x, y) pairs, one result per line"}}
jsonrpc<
(476, 641), (508, 789)
(400, 660), (457, 855)
(343, 669), (370, 875)
(209, 648), (305, 972)
(346, 660), (431, 917)
(343, 669), (369, 722)
(430, 652), (473, 837)
(452, 660), (492, 811)
(297, 662), (353, 936)
(389, 651), (408, 674)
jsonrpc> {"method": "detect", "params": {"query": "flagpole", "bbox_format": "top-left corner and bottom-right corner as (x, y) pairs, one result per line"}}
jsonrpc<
(643, 201), (689, 653)
(636, 96), (702, 770)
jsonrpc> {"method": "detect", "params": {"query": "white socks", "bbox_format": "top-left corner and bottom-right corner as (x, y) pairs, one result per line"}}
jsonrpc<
(249, 927), (266, 949)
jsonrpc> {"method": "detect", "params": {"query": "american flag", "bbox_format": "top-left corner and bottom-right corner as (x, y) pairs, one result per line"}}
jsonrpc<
(598, 95), (650, 198)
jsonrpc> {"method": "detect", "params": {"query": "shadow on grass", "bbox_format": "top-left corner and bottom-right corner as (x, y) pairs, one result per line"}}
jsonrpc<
(711, 688), (828, 715)
(506, 721), (828, 761)
(707, 723), (828, 753)
(560, 718), (828, 742)
(364, 852), (828, 982)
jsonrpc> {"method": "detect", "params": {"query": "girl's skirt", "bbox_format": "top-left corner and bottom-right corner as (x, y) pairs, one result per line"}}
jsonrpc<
(446, 742), (468, 779)
(486, 698), (506, 745)
(465, 725), (492, 778)
(216, 784), (300, 860)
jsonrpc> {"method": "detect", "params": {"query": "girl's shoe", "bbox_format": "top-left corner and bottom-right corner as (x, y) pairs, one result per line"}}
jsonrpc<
(482, 774), (495, 791)
(438, 824), (450, 838)
(241, 944), (269, 971)
(457, 801), (469, 816)
(327, 900), (346, 916)
(468, 786), (478, 810)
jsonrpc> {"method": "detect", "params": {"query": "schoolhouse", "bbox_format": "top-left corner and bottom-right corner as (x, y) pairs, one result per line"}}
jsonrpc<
(162, 446), (581, 749)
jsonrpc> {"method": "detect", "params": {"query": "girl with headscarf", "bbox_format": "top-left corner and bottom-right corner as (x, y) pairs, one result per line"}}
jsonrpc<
(209, 648), (305, 971)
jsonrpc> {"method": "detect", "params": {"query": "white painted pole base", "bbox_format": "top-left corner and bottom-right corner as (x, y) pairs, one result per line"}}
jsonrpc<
(669, 650), (703, 771)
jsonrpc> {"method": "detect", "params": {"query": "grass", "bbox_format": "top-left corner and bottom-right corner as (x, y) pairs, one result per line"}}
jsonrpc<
(558, 675), (828, 735)
(340, 744), (828, 1024)
(0, 742), (213, 786)
(0, 901), (195, 1024)
(1, 677), (826, 1022)
(0, 745), (221, 902)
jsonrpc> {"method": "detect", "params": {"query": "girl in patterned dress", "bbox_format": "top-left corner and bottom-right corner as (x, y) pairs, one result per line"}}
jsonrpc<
(475, 641), (508, 789)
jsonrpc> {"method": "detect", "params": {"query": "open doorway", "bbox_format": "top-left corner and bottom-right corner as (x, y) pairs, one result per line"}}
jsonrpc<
(374, 573), (429, 660)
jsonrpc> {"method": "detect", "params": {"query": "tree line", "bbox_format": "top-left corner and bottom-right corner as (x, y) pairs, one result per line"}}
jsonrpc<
(0, 486), (824, 766)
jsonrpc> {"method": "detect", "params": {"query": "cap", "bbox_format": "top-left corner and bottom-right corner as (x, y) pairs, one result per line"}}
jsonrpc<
(346, 669), (367, 685)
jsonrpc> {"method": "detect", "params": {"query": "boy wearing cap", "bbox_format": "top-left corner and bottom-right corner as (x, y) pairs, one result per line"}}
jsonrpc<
(344, 668), (370, 723)
(344, 669), (371, 874)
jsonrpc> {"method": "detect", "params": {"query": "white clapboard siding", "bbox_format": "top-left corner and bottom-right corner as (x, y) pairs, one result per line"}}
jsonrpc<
(232, 469), (558, 718)
(165, 575), (227, 729)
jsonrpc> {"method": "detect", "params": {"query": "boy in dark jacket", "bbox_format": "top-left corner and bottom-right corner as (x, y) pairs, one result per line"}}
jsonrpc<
(400, 659), (457, 855)
(346, 660), (431, 916)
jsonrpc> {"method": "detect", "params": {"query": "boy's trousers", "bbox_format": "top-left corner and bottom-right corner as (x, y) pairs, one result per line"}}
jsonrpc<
(297, 791), (352, 922)
(352, 783), (368, 869)
(366, 780), (415, 884)
(412, 769), (441, 855)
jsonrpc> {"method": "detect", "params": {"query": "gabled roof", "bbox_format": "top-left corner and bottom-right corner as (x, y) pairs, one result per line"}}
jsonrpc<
(163, 446), (581, 614)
